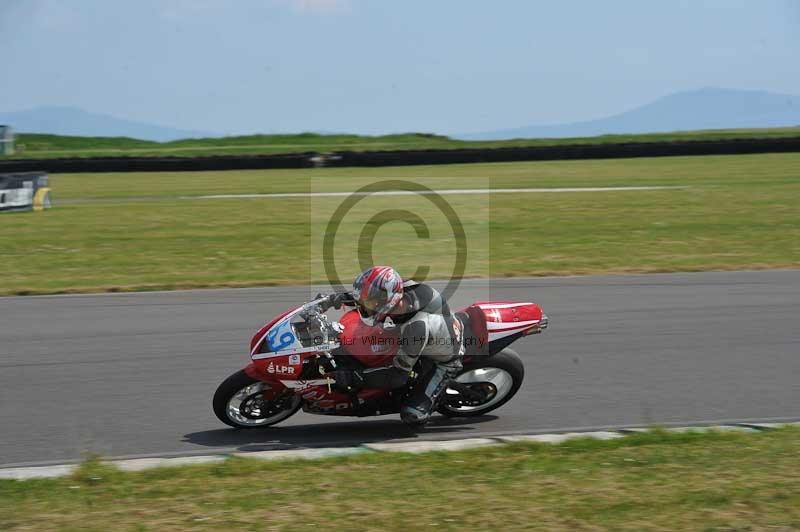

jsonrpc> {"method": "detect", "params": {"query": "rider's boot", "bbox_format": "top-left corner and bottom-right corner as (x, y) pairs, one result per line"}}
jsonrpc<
(400, 360), (460, 427)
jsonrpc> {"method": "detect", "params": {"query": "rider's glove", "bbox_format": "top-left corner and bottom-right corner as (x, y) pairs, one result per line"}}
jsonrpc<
(333, 369), (364, 393)
(314, 292), (335, 311)
(330, 292), (354, 310)
(315, 292), (353, 311)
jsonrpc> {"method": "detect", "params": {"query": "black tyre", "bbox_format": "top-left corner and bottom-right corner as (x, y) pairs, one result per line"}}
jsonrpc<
(437, 348), (525, 417)
(212, 370), (302, 428)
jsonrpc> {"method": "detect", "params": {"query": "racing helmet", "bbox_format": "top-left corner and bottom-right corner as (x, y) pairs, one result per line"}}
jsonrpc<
(352, 266), (403, 326)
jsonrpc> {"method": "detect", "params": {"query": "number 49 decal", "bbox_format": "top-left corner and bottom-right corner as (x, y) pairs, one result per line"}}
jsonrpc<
(267, 319), (296, 352)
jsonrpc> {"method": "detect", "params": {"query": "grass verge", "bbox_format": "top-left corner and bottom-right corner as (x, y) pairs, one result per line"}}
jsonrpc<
(1, 153), (799, 295)
(1, 427), (799, 531)
(10, 126), (800, 159)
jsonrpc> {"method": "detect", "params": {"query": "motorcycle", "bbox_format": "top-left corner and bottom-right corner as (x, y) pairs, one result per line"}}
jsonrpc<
(213, 295), (548, 428)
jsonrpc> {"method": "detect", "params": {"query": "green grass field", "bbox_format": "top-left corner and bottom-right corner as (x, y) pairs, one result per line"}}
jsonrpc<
(8, 126), (800, 159)
(1, 153), (799, 295)
(2, 428), (799, 531)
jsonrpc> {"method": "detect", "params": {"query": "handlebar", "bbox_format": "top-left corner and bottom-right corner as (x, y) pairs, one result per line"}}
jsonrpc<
(299, 297), (344, 347)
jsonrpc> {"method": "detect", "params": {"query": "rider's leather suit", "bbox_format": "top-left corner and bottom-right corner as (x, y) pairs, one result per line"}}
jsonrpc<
(351, 281), (464, 425)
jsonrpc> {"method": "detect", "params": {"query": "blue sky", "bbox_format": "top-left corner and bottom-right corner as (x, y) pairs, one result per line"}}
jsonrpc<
(1, 0), (798, 135)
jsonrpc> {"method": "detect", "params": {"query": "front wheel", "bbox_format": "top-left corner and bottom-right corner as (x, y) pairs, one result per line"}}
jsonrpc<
(213, 370), (302, 428)
(437, 348), (524, 417)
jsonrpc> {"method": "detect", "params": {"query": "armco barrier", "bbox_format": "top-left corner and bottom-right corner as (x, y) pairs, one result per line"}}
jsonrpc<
(1, 137), (799, 173)
(0, 153), (315, 174)
(329, 137), (800, 167)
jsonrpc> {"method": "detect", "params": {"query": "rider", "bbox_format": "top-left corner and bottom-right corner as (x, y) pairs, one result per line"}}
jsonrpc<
(320, 266), (464, 426)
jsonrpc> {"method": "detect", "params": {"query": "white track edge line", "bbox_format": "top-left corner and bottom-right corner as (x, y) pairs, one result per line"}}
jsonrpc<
(1, 421), (797, 480)
(182, 186), (687, 200)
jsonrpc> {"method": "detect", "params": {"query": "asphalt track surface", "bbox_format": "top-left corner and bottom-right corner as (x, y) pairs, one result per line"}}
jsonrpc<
(1, 271), (798, 468)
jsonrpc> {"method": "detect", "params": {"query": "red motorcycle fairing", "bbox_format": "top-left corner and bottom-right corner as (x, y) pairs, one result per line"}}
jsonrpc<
(458, 301), (546, 359)
(246, 310), (401, 415)
(245, 353), (303, 381)
(338, 309), (399, 367)
(249, 308), (295, 355)
(243, 352), (304, 399)
(300, 387), (391, 415)
(472, 301), (544, 341)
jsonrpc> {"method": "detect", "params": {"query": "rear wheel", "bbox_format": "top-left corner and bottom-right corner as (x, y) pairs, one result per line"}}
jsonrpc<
(437, 348), (524, 417)
(213, 370), (302, 428)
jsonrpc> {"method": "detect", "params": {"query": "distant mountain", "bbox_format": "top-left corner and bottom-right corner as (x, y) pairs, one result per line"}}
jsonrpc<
(0, 106), (216, 142)
(460, 88), (800, 140)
